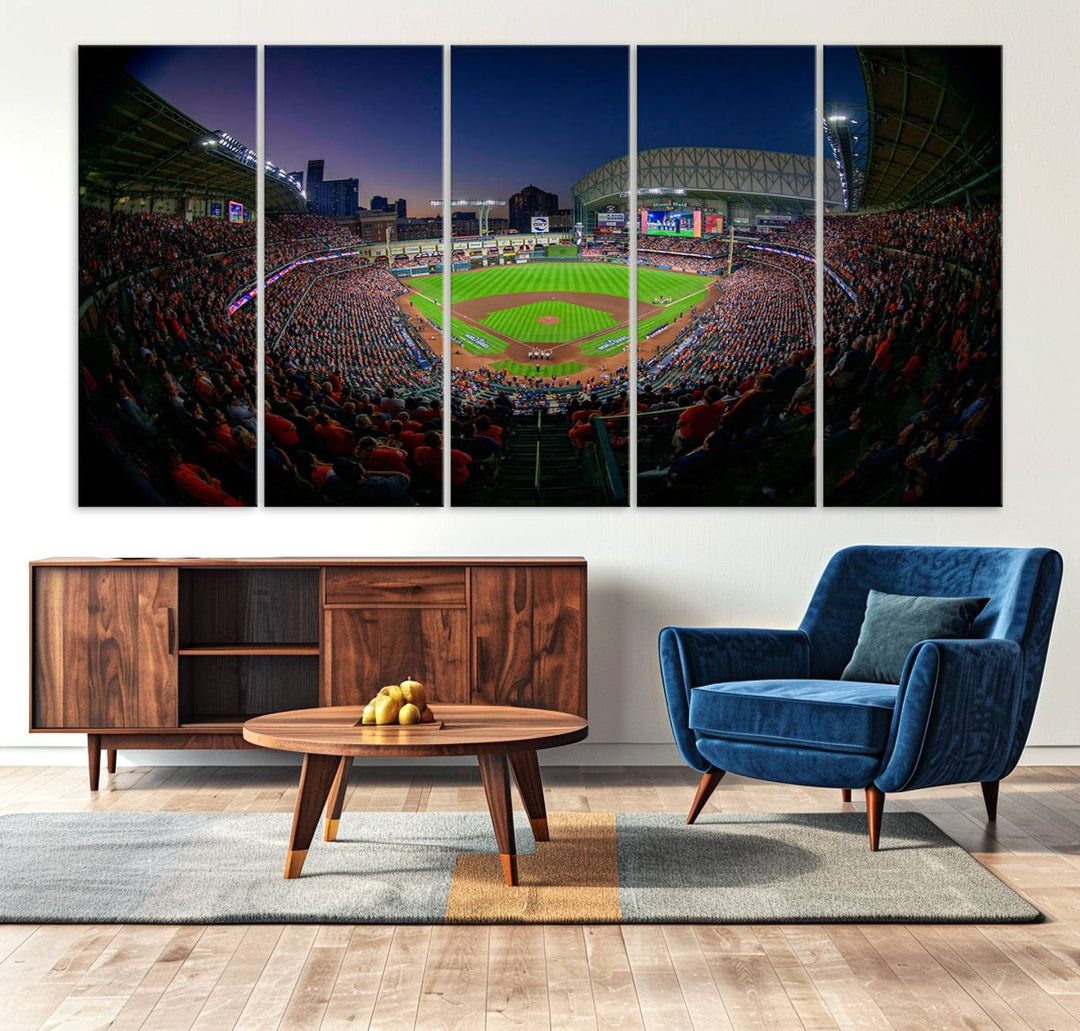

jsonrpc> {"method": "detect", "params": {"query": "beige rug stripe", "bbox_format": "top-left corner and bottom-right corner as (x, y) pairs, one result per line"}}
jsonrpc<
(444, 812), (621, 923)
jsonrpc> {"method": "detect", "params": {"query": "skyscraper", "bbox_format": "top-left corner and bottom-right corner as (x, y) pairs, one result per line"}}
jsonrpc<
(395, 197), (407, 218)
(303, 159), (359, 217)
(370, 194), (388, 211)
(508, 184), (559, 232)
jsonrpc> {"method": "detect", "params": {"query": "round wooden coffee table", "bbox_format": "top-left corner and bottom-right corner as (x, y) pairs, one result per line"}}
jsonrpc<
(243, 704), (588, 886)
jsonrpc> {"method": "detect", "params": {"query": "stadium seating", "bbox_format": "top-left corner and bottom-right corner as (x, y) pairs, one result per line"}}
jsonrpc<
(821, 202), (1001, 505)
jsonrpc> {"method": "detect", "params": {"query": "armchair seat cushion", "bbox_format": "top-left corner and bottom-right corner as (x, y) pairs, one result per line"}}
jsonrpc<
(689, 679), (898, 757)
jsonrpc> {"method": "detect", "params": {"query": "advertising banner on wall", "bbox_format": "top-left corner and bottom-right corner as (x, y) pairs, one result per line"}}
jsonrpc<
(531, 216), (549, 232)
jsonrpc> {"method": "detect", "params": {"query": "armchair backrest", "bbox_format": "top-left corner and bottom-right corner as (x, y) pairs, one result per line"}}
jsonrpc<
(801, 545), (1063, 681)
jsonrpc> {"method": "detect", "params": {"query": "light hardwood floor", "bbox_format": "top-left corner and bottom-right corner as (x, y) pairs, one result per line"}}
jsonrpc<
(1, 762), (1079, 1030)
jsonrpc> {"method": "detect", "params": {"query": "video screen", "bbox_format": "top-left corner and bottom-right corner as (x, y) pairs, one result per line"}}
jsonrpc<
(641, 208), (701, 237)
(703, 213), (724, 234)
(228, 200), (245, 223)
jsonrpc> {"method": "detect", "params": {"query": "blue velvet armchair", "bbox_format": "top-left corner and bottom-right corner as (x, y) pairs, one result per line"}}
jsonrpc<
(660, 546), (1063, 850)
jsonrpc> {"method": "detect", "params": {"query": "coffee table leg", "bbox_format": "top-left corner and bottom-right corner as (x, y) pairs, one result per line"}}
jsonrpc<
(509, 750), (549, 842)
(478, 752), (518, 886)
(285, 753), (340, 879)
(324, 756), (354, 842)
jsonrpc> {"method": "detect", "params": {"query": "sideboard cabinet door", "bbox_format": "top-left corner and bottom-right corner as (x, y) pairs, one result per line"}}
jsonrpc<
(471, 565), (586, 715)
(33, 567), (178, 728)
(325, 608), (469, 707)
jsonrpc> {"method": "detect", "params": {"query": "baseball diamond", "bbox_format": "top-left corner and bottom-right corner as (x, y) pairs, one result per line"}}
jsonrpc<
(403, 263), (717, 375)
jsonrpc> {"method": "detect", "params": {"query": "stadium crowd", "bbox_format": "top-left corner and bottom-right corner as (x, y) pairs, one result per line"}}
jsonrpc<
(637, 262), (815, 505)
(821, 201), (1001, 505)
(263, 262), (443, 505)
(79, 208), (258, 505)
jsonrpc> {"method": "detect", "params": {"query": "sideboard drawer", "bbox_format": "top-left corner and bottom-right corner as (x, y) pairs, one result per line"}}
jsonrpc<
(324, 566), (467, 606)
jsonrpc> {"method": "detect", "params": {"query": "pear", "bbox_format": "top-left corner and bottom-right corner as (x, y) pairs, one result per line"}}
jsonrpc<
(399, 678), (427, 710)
(374, 695), (401, 725)
(419, 707), (436, 723)
(378, 684), (404, 704)
(399, 703), (421, 725)
(361, 702), (377, 725)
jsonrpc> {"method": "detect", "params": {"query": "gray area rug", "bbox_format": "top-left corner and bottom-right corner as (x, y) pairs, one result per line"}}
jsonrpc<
(0, 810), (1039, 924)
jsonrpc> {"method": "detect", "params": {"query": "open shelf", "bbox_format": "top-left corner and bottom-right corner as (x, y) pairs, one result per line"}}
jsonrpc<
(178, 644), (320, 657)
(178, 568), (320, 647)
(178, 654), (319, 724)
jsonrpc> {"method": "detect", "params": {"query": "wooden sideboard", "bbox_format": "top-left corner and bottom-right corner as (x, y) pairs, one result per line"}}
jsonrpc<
(30, 558), (587, 788)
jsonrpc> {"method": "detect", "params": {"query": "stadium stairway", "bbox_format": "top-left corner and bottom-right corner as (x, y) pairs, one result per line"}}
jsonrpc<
(487, 412), (595, 506)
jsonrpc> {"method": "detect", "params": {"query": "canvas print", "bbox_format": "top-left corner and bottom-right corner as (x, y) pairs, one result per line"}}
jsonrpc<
(78, 47), (258, 506)
(263, 46), (445, 506)
(445, 46), (631, 506)
(635, 46), (827, 506)
(822, 46), (1002, 506)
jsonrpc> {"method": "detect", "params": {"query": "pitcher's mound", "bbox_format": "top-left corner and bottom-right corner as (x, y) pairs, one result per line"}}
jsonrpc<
(537, 315), (561, 324)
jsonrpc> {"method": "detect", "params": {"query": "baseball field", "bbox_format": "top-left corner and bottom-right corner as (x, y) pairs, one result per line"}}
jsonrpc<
(401, 262), (716, 380)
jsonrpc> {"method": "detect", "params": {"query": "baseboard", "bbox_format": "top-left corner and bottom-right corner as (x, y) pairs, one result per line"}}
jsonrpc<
(1, 742), (1078, 767)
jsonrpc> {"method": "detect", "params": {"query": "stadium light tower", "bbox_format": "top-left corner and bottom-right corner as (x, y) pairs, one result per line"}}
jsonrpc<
(823, 102), (869, 211)
(430, 198), (506, 237)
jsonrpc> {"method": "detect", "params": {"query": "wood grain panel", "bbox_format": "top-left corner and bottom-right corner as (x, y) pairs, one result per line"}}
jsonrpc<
(96, 732), (259, 749)
(33, 567), (177, 729)
(326, 609), (469, 707)
(532, 566), (587, 716)
(325, 566), (466, 607)
(470, 566), (534, 707)
(179, 656), (319, 720)
(33, 567), (90, 728)
(178, 569), (319, 645)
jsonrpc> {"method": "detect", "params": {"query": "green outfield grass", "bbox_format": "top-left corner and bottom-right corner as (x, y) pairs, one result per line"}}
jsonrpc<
(405, 263), (714, 356)
(492, 360), (588, 378)
(545, 244), (578, 258)
(482, 301), (616, 343)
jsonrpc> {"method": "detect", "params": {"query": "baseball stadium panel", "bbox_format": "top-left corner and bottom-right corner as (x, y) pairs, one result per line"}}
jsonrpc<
(449, 45), (631, 507)
(262, 46), (445, 507)
(634, 46), (821, 507)
(78, 46), (260, 506)
(822, 46), (1001, 507)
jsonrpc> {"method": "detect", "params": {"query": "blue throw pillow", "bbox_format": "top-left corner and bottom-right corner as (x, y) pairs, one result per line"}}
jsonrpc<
(841, 590), (989, 684)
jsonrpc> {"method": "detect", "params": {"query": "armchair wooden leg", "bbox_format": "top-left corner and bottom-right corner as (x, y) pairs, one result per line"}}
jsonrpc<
(866, 785), (885, 852)
(981, 780), (999, 821)
(841, 789), (851, 803)
(687, 769), (725, 825)
(106, 749), (117, 775)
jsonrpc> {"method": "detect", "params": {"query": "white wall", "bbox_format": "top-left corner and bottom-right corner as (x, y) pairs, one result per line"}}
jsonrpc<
(1, 0), (1078, 767)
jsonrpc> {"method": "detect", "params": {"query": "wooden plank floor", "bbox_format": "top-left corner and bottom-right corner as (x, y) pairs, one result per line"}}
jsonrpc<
(1, 763), (1079, 1030)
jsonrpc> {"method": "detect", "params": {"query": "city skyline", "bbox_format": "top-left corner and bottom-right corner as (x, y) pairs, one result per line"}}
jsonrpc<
(266, 46), (442, 213)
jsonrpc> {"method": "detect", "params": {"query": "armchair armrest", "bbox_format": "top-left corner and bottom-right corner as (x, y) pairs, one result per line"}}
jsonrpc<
(876, 637), (1024, 793)
(659, 627), (811, 771)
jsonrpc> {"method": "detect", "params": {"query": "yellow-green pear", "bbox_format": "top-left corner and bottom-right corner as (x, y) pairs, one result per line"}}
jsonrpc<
(378, 684), (404, 704)
(400, 678), (427, 710)
(374, 695), (401, 725)
(361, 702), (377, 725)
(398, 703), (421, 725)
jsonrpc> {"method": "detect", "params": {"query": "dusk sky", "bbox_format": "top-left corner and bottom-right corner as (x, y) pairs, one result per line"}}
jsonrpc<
(824, 46), (867, 112)
(638, 46), (815, 155)
(266, 47), (442, 212)
(452, 47), (629, 215)
(123, 46), (256, 142)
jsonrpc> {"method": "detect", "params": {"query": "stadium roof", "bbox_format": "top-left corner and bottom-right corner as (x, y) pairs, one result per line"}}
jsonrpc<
(79, 74), (306, 213)
(573, 148), (843, 214)
(855, 46), (1001, 210)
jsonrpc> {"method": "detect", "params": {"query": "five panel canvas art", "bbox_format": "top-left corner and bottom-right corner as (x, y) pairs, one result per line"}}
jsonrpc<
(78, 45), (1001, 508)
